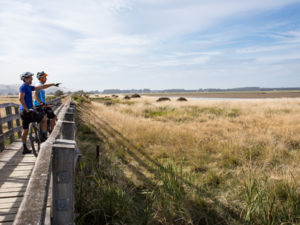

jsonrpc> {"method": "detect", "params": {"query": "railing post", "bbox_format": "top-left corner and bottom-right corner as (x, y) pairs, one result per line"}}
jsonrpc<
(14, 106), (22, 138)
(0, 115), (4, 152)
(52, 141), (76, 225)
(5, 106), (14, 143)
(61, 121), (75, 140)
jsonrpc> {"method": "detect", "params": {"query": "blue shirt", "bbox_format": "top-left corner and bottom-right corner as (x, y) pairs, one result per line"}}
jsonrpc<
(19, 83), (35, 111)
(34, 82), (45, 106)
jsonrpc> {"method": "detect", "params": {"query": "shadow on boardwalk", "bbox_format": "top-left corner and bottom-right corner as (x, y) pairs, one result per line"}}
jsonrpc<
(0, 141), (34, 224)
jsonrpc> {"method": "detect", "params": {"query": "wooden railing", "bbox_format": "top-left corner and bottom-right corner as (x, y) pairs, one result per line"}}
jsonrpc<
(12, 97), (78, 225)
(0, 97), (62, 152)
(0, 103), (21, 151)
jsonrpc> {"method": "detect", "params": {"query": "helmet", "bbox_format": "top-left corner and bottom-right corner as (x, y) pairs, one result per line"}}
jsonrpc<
(37, 71), (48, 79)
(20, 72), (34, 81)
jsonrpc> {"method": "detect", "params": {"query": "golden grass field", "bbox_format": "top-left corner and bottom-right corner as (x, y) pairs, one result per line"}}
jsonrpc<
(75, 94), (300, 225)
(0, 95), (19, 104)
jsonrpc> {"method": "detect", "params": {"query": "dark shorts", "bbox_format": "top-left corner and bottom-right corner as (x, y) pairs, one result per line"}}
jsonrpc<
(36, 106), (56, 119)
(20, 110), (44, 130)
(44, 107), (56, 119)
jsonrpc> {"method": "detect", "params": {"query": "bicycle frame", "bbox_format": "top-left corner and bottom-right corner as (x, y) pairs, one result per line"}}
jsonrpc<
(29, 121), (41, 157)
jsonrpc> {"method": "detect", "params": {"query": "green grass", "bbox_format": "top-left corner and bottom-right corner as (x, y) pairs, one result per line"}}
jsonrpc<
(72, 94), (91, 104)
(92, 97), (135, 106)
(140, 106), (241, 121)
(242, 173), (300, 225)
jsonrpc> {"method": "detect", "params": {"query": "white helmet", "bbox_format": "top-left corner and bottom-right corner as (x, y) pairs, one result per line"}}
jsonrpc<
(20, 72), (34, 81)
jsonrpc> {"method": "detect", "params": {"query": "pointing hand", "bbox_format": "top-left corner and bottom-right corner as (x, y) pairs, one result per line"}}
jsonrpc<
(53, 83), (61, 87)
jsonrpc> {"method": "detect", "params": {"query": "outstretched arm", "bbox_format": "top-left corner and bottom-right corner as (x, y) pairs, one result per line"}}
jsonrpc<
(35, 83), (61, 90)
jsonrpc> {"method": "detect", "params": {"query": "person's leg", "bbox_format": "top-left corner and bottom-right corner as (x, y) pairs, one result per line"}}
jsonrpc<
(50, 116), (56, 131)
(40, 116), (48, 141)
(20, 111), (31, 154)
(46, 107), (56, 132)
(21, 129), (28, 144)
(40, 116), (47, 132)
(34, 110), (47, 141)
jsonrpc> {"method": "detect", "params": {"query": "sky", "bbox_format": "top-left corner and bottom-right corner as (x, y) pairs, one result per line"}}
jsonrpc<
(0, 0), (300, 91)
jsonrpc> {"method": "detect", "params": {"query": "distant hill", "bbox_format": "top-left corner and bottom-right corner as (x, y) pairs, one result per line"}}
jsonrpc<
(0, 84), (19, 95)
(101, 87), (300, 94)
(0, 84), (69, 95)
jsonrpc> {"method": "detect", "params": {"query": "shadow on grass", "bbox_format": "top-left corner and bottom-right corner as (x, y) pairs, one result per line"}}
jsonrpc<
(75, 104), (240, 225)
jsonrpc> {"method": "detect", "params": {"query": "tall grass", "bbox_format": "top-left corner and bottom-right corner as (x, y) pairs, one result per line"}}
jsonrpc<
(75, 95), (300, 225)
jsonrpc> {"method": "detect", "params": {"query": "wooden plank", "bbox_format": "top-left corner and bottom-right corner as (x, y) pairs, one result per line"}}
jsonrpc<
(0, 214), (15, 222)
(0, 156), (35, 161)
(0, 222), (13, 225)
(0, 192), (25, 198)
(0, 202), (21, 210)
(0, 167), (32, 172)
(13, 108), (21, 139)
(0, 177), (30, 182)
(0, 173), (31, 180)
(4, 107), (13, 144)
(0, 187), (26, 194)
(0, 116), (4, 152)
(0, 157), (36, 164)
(0, 208), (18, 215)
(0, 180), (28, 187)
(0, 115), (20, 126)
(0, 128), (22, 143)
(0, 163), (35, 171)
(0, 198), (22, 205)
(0, 103), (18, 109)
(0, 152), (19, 160)
(3, 171), (32, 176)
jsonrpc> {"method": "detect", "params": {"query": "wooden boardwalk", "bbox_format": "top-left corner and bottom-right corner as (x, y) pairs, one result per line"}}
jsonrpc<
(0, 98), (73, 225)
(0, 140), (36, 225)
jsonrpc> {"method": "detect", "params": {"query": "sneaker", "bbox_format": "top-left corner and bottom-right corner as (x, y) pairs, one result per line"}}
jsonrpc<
(22, 146), (31, 154)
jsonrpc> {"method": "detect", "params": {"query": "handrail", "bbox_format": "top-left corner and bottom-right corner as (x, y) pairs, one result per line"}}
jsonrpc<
(0, 103), (19, 108)
(13, 97), (77, 225)
(0, 97), (62, 152)
(0, 103), (21, 151)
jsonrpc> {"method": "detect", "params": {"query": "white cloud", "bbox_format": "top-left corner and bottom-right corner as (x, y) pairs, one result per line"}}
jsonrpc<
(0, 0), (300, 89)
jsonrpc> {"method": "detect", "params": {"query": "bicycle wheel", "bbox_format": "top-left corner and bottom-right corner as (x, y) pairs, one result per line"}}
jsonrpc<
(29, 122), (41, 157)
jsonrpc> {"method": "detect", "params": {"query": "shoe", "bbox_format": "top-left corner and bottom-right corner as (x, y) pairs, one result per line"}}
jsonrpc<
(41, 133), (47, 142)
(22, 146), (31, 154)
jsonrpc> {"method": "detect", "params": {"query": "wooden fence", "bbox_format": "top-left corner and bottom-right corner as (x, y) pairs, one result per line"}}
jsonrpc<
(0, 97), (62, 152)
(0, 97), (78, 225)
(0, 103), (21, 151)
(12, 97), (78, 225)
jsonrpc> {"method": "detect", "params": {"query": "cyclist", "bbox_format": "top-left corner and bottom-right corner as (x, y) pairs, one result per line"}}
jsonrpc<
(19, 72), (60, 154)
(34, 71), (58, 134)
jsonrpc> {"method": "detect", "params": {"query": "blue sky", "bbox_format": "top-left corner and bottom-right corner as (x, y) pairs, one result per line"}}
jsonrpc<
(0, 0), (300, 91)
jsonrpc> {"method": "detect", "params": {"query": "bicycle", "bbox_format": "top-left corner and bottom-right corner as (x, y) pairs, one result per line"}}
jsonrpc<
(28, 120), (41, 157)
(28, 104), (54, 157)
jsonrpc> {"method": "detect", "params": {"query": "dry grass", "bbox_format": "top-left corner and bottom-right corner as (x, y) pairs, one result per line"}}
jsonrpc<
(75, 95), (300, 224)
(0, 95), (19, 104)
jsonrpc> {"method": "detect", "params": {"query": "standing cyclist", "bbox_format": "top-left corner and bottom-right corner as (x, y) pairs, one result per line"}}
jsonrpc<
(19, 72), (60, 154)
(34, 71), (58, 135)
